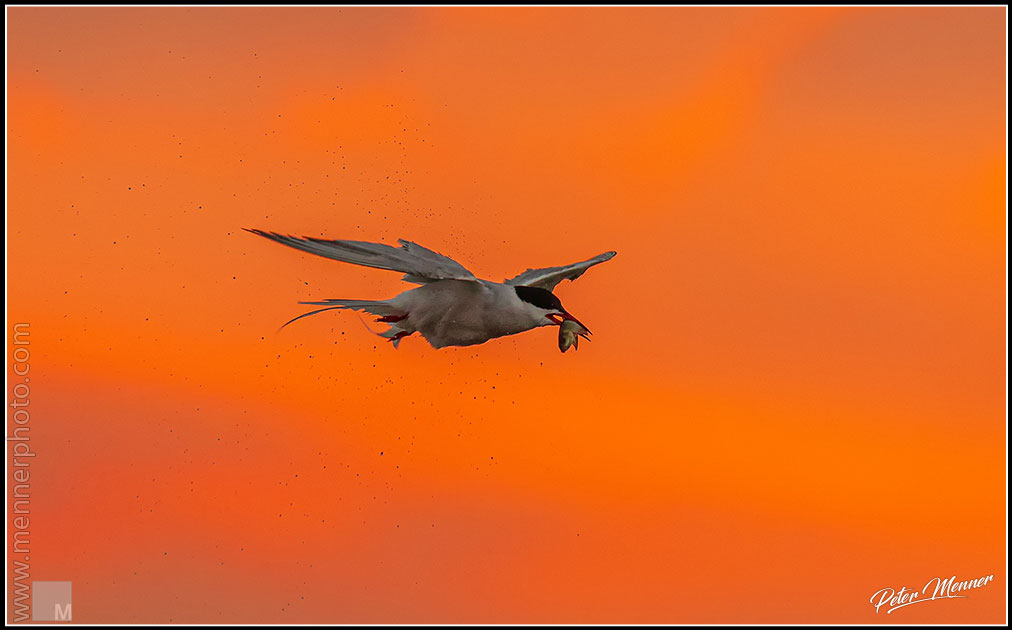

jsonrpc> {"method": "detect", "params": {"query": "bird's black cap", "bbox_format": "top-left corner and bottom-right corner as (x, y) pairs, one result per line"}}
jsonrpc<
(514, 285), (563, 312)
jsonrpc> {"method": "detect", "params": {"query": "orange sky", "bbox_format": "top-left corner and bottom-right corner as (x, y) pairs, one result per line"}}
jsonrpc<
(6, 6), (1006, 624)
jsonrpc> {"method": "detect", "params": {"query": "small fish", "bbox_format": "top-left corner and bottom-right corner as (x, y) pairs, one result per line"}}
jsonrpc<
(558, 319), (590, 353)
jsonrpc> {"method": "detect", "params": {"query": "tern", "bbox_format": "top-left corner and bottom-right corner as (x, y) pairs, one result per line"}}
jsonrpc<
(246, 229), (616, 350)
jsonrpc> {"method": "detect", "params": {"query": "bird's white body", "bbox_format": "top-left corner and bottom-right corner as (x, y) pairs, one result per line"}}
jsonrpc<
(387, 279), (550, 348)
(246, 229), (615, 350)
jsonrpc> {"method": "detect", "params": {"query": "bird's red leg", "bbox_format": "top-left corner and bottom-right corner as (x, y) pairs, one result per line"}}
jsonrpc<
(376, 314), (407, 323)
(389, 330), (412, 343)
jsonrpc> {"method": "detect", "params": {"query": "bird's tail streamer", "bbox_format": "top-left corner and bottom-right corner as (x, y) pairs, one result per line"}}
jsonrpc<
(277, 301), (408, 348)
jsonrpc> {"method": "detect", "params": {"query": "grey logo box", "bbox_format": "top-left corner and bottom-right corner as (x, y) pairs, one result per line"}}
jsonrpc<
(32, 581), (72, 621)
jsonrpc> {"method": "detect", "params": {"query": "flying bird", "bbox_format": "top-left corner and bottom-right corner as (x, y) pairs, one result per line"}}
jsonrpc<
(246, 229), (616, 351)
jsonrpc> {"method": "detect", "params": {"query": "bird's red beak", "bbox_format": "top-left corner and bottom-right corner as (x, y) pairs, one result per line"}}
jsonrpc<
(548, 310), (592, 338)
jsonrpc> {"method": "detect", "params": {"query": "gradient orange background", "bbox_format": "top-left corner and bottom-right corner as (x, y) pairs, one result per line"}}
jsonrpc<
(6, 6), (1006, 624)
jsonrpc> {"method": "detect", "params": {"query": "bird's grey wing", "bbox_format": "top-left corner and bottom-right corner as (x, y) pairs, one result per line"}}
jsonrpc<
(245, 229), (477, 284)
(504, 251), (617, 291)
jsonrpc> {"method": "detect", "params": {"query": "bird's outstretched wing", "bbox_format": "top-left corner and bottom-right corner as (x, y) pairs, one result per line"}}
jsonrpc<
(245, 229), (477, 284)
(504, 251), (616, 291)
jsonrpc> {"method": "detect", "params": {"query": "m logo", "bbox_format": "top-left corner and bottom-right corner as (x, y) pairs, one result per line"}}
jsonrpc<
(32, 581), (72, 621)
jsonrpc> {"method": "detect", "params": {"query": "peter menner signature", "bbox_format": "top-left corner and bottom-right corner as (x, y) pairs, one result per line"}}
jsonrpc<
(870, 573), (995, 614)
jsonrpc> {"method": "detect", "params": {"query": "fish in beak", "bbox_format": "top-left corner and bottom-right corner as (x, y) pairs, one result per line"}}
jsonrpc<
(557, 313), (592, 353)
